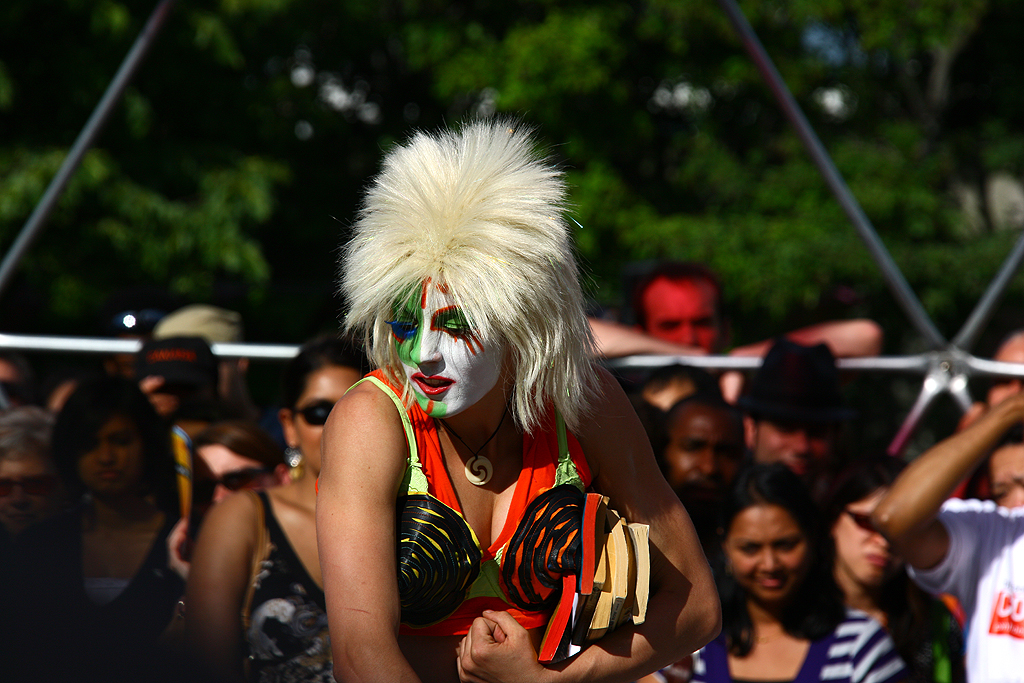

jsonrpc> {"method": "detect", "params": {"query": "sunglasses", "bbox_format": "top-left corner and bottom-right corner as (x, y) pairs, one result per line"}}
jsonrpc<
(194, 467), (273, 501)
(0, 475), (59, 497)
(297, 401), (335, 426)
(845, 509), (877, 533)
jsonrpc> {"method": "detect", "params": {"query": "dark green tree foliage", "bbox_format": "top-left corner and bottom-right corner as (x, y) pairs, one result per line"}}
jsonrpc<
(1, 1), (1022, 373)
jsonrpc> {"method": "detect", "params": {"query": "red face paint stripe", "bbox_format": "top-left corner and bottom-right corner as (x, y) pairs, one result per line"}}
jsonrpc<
(420, 278), (431, 309)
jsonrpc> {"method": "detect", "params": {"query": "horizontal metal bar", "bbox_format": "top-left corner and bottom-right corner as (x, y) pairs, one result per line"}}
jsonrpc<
(3, 333), (1023, 378)
(0, 333), (299, 360)
(965, 356), (1024, 379)
(603, 353), (933, 374)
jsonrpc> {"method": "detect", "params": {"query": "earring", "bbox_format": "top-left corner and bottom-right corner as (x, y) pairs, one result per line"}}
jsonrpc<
(285, 446), (304, 480)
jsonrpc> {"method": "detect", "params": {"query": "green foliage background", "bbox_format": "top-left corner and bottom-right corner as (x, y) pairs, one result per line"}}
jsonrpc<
(3, 0), (1024, 451)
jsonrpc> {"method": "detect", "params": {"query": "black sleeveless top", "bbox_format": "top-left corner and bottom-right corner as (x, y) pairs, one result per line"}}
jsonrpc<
(244, 491), (333, 683)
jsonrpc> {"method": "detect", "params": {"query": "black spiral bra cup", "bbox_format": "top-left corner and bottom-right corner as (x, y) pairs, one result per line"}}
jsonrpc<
(500, 484), (584, 611)
(396, 493), (482, 628)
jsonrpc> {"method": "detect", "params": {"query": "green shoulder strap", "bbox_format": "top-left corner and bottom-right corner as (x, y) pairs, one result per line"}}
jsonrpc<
(554, 411), (584, 491)
(349, 376), (429, 494)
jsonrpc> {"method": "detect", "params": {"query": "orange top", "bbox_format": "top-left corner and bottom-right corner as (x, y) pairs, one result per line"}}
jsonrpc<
(360, 370), (591, 637)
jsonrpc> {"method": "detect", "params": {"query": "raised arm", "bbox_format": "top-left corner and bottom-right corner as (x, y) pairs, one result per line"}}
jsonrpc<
(728, 319), (884, 360)
(588, 317), (707, 359)
(574, 367), (721, 676)
(873, 391), (1024, 570)
(184, 490), (261, 683)
(316, 383), (421, 683)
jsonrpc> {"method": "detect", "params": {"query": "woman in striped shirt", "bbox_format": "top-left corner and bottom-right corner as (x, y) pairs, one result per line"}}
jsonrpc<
(691, 463), (906, 683)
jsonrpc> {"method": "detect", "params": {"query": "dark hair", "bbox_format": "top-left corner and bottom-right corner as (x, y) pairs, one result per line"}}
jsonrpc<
(963, 422), (1024, 501)
(0, 350), (38, 405)
(51, 376), (177, 514)
(282, 334), (368, 409)
(193, 420), (284, 469)
(644, 364), (720, 399)
(631, 261), (723, 331)
(821, 455), (945, 678)
(716, 463), (845, 656)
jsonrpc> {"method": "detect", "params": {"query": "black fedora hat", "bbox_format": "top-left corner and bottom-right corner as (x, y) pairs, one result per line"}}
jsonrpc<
(737, 338), (856, 423)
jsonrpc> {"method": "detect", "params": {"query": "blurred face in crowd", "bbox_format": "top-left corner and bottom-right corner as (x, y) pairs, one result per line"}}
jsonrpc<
(746, 417), (838, 480)
(988, 335), (1024, 408)
(664, 401), (744, 502)
(280, 364), (362, 477)
(724, 503), (811, 613)
(0, 453), (64, 536)
(640, 276), (722, 353)
(196, 444), (282, 504)
(77, 414), (145, 499)
(0, 358), (27, 407)
(831, 487), (899, 595)
(988, 443), (1024, 509)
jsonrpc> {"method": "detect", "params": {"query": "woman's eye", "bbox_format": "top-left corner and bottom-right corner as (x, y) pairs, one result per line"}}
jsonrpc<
(433, 308), (473, 338)
(386, 320), (418, 341)
(774, 538), (802, 551)
(108, 431), (136, 447)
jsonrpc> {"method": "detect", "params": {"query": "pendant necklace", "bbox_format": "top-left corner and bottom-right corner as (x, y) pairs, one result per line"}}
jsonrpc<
(440, 404), (508, 486)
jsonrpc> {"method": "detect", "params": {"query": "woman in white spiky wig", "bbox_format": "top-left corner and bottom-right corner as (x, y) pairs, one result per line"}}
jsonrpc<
(316, 119), (720, 683)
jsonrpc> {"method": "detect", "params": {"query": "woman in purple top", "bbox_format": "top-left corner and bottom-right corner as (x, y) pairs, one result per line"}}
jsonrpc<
(691, 464), (906, 683)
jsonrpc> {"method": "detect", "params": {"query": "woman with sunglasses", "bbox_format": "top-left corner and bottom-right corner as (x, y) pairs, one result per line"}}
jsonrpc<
(316, 120), (720, 683)
(5, 376), (186, 680)
(192, 419), (290, 509)
(185, 334), (365, 683)
(691, 463), (906, 683)
(822, 458), (965, 683)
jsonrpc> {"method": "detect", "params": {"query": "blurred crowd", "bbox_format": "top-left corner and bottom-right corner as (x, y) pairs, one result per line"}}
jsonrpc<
(1, 259), (1022, 682)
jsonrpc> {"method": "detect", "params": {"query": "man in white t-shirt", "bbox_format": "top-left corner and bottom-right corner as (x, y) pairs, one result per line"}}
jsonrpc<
(874, 391), (1024, 682)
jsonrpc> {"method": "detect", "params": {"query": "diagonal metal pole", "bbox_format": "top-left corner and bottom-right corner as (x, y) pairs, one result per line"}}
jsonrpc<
(0, 0), (178, 298)
(952, 229), (1024, 351)
(716, 0), (948, 350)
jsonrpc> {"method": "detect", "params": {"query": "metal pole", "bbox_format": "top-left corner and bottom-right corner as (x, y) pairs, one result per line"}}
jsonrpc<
(952, 229), (1024, 351)
(715, 0), (948, 350)
(0, 0), (178, 297)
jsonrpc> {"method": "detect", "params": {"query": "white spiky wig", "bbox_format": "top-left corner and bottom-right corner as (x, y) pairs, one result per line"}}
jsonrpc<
(339, 119), (600, 434)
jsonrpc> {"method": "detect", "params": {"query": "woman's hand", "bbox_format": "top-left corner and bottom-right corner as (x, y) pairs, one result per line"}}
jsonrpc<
(457, 611), (551, 683)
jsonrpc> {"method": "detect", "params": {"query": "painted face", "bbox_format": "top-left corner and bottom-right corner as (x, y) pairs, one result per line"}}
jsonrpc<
(388, 280), (503, 418)
(831, 489), (899, 594)
(724, 503), (810, 611)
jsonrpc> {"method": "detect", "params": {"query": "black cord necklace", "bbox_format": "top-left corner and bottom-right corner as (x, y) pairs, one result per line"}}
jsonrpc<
(439, 404), (508, 486)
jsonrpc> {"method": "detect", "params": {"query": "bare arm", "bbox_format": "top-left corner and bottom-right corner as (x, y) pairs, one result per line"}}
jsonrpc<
(184, 491), (260, 683)
(588, 318), (707, 359)
(316, 384), (422, 683)
(728, 319), (883, 359)
(873, 391), (1024, 570)
(460, 367), (721, 683)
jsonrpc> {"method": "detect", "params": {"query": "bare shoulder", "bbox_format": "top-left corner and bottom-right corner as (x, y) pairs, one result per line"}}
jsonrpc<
(320, 375), (410, 496)
(575, 365), (648, 479)
(196, 490), (261, 547)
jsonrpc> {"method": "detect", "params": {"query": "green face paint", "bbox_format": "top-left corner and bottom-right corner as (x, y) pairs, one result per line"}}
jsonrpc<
(386, 280), (502, 418)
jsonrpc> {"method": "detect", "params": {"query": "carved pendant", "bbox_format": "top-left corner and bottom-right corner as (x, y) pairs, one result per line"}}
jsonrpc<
(465, 454), (493, 486)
